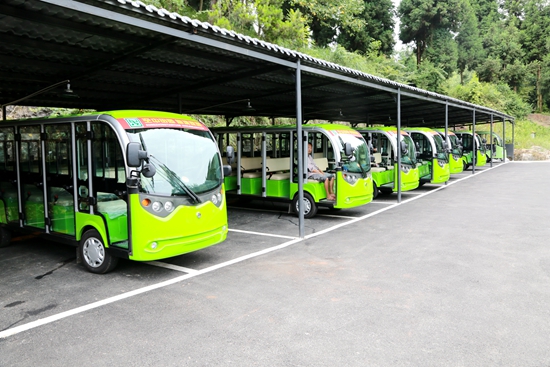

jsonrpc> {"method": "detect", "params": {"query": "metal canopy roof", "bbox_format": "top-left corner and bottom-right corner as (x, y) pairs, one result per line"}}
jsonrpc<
(0, 0), (514, 127)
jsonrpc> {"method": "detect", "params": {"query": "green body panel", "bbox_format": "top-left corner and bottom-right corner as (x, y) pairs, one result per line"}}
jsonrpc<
(417, 161), (432, 180)
(431, 159), (450, 183)
(241, 177), (262, 195)
(51, 197), (75, 235)
(128, 192), (228, 261)
(290, 182), (327, 202)
(289, 173), (373, 208)
(24, 185), (45, 229)
(486, 146), (505, 160)
(0, 201), (6, 224)
(0, 185), (19, 224)
(476, 150), (487, 166)
(373, 166), (419, 192)
(266, 180), (290, 198)
(372, 168), (394, 189)
(396, 164), (420, 191)
(334, 172), (373, 209)
(449, 154), (464, 174)
(75, 212), (109, 244)
(97, 198), (128, 244)
(463, 151), (473, 165)
(224, 176), (238, 191)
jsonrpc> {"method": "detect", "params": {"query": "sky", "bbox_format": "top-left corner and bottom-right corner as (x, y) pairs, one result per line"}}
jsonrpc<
(392, 0), (404, 51)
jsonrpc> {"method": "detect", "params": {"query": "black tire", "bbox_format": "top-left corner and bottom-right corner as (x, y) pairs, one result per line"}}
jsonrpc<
(372, 182), (379, 199)
(379, 187), (392, 195)
(292, 192), (318, 219)
(463, 161), (469, 171)
(79, 229), (118, 274)
(0, 227), (11, 248)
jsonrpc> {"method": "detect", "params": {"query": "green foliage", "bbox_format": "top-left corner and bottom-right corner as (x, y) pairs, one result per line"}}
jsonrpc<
(456, 1), (484, 77)
(409, 61), (447, 93)
(444, 73), (531, 118)
(206, 0), (309, 48)
(297, 43), (407, 82)
(287, 0), (366, 48)
(398, 0), (465, 65)
(329, 0), (395, 56)
(424, 28), (458, 75)
(511, 117), (550, 150)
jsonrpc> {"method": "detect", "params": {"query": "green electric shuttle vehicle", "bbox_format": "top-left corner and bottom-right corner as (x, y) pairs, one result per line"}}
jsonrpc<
(213, 124), (374, 218)
(404, 128), (450, 185)
(0, 110), (230, 273)
(477, 131), (505, 162)
(435, 130), (464, 174)
(454, 131), (488, 169)
(357, 127), (419, 197)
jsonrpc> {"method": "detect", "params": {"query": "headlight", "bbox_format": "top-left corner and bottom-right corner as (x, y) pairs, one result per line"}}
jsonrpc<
(343, 173), (357, 184)
(211, 191), (223, 207)
(164, 201), (174, 212)
(400, 165), (410, 173)
(152, 201), (163, 212)
(438, 160), (445, 168)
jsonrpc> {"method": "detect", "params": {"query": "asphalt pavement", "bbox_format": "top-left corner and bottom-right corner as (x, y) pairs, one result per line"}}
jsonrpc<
(1, 161), (550, 367)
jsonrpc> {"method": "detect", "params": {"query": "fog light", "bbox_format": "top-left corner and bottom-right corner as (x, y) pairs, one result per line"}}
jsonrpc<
(151, 242), (158, 249)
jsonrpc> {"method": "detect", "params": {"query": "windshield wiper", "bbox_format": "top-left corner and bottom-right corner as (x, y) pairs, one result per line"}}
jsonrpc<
(149, 156), (201, 204)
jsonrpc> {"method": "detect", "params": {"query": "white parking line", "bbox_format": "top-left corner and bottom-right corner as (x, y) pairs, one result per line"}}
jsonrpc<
(0, 161), (508, 340)
(144, 261), (199, 274)
(228, 228), (295, 239)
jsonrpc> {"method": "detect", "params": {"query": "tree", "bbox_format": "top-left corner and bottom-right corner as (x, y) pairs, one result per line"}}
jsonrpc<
(336, 0), (395, 56)
(456, 0), (484, 84)
(423, 28), (458, 75)
(286, 0), (366, 48)
(398, 0), (465, 66)
(521, 0), (550, 111)
(207, 0), (310, 48)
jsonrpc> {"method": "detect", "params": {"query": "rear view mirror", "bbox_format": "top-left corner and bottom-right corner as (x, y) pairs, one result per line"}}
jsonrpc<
(400, 139), (408, 155)
(141, 163), (156, 178)
(344, 142), (353, 157)
(226, 146), (235, 165)
(127, 142), (148, 167)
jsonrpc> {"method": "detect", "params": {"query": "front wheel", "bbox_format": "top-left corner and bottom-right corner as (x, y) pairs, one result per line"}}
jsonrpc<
(292, 192), (318, 219)
(79, 229), (118, 274)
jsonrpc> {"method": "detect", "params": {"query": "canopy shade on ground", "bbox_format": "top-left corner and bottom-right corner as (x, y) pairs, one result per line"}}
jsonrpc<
(0, 0), (513, 127)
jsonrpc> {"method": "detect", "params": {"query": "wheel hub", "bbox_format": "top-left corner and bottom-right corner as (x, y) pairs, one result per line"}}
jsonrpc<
(83, 238), (104, 268)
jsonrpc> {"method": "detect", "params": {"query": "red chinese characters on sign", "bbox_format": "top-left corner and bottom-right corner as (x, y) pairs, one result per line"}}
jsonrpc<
(117, 117), (208, 131)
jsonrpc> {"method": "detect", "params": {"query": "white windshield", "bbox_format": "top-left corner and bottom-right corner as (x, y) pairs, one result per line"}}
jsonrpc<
(127, 128), (222, 196)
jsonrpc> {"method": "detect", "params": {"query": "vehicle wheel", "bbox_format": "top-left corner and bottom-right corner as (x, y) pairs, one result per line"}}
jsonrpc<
(379, 187), (392, 195)
(372, 182), (379, 199)
(292, 192), (318, 219)
(79, 229), (118, 274)
(463, 161), (469, 171)
(0, 227), (11, 248)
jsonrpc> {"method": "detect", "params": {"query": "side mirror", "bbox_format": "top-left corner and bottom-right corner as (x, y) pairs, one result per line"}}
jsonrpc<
(344, 142), (353, 157)
(223, 165), (232, 177)
(127, 142), (148, 167)
(226, 146), (235, 165)
(400, 140), (408, 155)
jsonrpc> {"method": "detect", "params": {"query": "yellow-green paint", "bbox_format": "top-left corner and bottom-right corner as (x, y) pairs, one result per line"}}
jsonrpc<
(127, 193), (228, 261)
